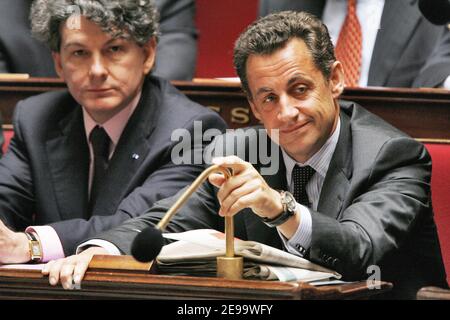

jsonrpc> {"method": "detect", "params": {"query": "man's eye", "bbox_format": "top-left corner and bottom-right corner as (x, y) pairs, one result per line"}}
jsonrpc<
(295, 86), (307, 94)
(263, 94), (276, 103)
(73, 50), (87, 57)
(109, 46), (123, 53)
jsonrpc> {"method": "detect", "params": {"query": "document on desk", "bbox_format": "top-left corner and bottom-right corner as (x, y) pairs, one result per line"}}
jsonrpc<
(158, 229), (341, 283)
(0, 263), (45, 271)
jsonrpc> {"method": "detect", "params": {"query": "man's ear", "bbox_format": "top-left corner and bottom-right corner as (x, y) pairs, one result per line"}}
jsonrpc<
(52, 51), (65, 80)
(142, 37), (157, 75)
(329, 61), (345, 98)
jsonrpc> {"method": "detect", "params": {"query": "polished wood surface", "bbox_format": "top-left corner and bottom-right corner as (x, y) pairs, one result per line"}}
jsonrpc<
(417, 286), (450, 300)
(0, 255), (392, 300)
(0, 78), (449, 141)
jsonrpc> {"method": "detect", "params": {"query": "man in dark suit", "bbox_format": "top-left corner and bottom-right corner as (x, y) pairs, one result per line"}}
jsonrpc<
(259, 0), (450, 88)
(0, 0), (197, 80)
(0, 0), (226, 265)
(44, 11), (447, 299)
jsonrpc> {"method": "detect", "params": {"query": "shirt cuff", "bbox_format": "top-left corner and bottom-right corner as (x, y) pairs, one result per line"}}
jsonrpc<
(278, 203), (312, 257)
(442, 75), (450, 89)
(76, 239), (121, 255)
(25, 225), (65, 263)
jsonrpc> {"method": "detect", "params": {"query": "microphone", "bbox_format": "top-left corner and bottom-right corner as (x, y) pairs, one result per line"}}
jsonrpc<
(419, 0), (450, 25)
(130, 165), (234, 266)
(131, 227), (164, 262)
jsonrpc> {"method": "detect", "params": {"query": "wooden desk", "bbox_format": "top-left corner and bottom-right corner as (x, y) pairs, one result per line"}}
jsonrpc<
(0, 78), (449, 141)
(0, 256), (392, 300)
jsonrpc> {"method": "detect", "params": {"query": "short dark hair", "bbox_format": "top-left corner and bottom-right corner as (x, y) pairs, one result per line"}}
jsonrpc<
(31, 0), (160, 52)
(234, 10), (336, 97)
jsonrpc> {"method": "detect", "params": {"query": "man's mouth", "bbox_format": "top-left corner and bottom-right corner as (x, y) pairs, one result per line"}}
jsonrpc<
(280, 121), (310, 134)
(87, 88), (113, 93)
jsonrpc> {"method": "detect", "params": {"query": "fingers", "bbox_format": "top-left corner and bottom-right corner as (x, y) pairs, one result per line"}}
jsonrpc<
(219, 179), (262, 216)
(220, 184), (261, 216)
(43, 259), (64, 287)
(73, 258), (90, 285)
(212, 156), (248, 174)
(211, 156), (267, 217)
(60, 263), (76, 290)
(208, 173), (226, 188)
(45, 259), (76, 289)
(42, 255), (91, 290)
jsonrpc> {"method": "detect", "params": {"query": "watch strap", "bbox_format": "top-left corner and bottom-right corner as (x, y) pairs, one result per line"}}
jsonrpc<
(261, 191), (296, 228)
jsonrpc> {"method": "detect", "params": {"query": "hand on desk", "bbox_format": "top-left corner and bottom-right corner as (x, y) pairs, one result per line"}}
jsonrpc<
(0, 219), (30, 264)
(42, 246), (108, 290)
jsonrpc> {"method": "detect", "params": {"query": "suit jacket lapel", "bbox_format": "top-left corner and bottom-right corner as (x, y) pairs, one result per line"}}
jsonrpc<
(368, 0), (421, 85)
(91, 79), (159, 216)
(46, 102), (89, 220)
(317, 108), (353, 220)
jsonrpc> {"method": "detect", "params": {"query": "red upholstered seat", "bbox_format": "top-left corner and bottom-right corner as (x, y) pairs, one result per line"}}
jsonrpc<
(2, 127), (13, 154)
(425, 143), (450, 286)
(195, 0), (258, 78)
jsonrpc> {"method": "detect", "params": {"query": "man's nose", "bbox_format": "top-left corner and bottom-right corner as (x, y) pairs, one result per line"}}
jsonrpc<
(89, 54), (108, 79)
(277, 95), (299, 122)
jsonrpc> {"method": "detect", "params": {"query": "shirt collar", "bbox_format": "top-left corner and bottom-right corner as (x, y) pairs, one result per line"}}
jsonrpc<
(83, 90), (142, 147)
(282, 117), (341, 180)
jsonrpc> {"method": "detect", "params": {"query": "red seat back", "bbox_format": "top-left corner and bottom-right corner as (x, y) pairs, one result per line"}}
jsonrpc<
(2, 127), (13, 154)
(425, 143), (450, 286)
(195, 0), (258, 78)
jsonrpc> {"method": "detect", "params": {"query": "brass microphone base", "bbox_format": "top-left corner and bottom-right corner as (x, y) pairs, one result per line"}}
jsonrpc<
(216, 256), (244, 280)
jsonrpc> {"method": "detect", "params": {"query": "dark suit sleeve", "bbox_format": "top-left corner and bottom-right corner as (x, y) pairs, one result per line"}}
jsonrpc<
(49, 112), (226, 255)
(92, 177), (221, 255)
(413, 26), (450, 88)
(309, 137), (432, 279)
(0, 50), (8, 72)
(0, 113), (4, 157)
(152, 0), (197, 80)
(0, 103), (35, 229)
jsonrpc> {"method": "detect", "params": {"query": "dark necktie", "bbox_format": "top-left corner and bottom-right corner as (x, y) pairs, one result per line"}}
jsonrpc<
(292, 165), (316, 208)
(335, 0), (362, 87)
(89, 126), (110, 213)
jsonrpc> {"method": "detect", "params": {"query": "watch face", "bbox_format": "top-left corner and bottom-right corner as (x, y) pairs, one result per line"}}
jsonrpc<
(285, 192), (297, 211)
(32, 244), (41, 256)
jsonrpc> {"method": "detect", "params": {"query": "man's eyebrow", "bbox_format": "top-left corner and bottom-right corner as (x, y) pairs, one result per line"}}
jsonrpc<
(287, 74), (311, 86)
(255, 87), (274, 97)
(63, 37), (127, 49)
(63, 42), (85, 49)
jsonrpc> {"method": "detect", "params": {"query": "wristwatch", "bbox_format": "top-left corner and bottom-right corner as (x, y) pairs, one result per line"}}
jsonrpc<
(24, 231), (43, 263)
(261, 191), (297, 227)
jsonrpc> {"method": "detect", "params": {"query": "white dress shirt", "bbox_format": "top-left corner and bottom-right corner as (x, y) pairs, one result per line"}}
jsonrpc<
(278, 118), (341, 256)
(322, 0), (385, 87)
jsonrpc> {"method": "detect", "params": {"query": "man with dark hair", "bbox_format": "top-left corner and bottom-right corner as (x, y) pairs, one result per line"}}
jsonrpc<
(0, 0), (226, 265)
(0, 0), (197, 80)
(45, 11), (447, 299)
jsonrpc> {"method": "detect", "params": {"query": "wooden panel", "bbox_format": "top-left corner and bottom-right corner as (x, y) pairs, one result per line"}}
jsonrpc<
(0, 255), (392, 300)
(0, 78), (449, 140)
(417, 286), (450, 300)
